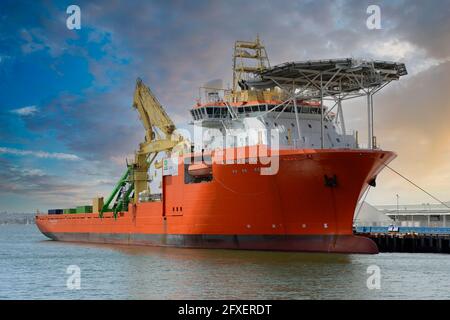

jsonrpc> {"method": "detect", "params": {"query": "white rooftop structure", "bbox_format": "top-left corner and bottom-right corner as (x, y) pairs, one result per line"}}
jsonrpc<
(354, 202), (394, 227)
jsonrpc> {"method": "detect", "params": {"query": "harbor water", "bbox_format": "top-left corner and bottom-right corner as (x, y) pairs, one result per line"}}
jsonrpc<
(0, 224), (449, 299)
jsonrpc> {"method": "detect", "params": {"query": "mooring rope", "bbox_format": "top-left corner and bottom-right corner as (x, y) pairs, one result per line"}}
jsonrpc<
(383, 163), (450, 209)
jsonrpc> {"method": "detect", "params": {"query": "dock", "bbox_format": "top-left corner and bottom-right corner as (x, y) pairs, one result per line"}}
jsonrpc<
(356, 226), (450, 253)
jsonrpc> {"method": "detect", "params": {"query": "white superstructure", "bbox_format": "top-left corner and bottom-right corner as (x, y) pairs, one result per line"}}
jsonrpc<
(190, 98), (356, 152)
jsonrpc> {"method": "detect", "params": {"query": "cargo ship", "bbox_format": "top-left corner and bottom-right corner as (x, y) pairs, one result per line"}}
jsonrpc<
(36, 38), (407, 253)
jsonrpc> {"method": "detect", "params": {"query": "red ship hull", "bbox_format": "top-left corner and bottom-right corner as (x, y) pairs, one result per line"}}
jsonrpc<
(36, 148), (396, 254)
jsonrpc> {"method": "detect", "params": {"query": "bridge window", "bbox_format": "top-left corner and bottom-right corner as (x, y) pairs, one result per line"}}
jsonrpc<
(271, 104), (280, 111)
(193, 106), (234, 119)
(221, 108), (228, 118)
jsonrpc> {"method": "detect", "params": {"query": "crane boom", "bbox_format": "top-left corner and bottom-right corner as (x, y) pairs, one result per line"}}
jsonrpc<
(131, 78), (183, 203)
(133, 78), (175, 141)
(100, 78), (187, 217)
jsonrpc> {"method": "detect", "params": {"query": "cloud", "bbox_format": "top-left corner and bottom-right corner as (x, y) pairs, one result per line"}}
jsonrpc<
(0, 147), (81, 161)
(9, 167), (46, 177)
(2, 0), (450, 208)
(363, 39), (416, 61)
(364, 60), (450, 204)
(0, 158), (112, 210)
(22, 89), (143, 162)
(10, 105), (38, 116)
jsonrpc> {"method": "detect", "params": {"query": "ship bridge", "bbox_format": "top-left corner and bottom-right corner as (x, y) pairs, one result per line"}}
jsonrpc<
(190, 58), (407, 151)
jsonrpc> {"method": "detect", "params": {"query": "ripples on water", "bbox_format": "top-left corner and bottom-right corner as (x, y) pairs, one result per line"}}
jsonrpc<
(0, 225), (449, 299)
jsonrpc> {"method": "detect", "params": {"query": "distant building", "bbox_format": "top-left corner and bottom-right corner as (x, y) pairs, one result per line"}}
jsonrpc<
(375, 203), (450, 228)
(0, 213), (35, 225)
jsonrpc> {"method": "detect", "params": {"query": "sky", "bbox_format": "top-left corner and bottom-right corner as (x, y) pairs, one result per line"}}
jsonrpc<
(1, 0), (450, 212)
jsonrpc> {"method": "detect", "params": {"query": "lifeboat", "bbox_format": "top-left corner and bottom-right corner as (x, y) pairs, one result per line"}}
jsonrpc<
(187, 163), (212, 177)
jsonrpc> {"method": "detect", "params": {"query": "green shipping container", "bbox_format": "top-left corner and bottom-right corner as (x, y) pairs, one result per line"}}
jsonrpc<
(63, 208), (77, 214)
(76, 205), (93, 213)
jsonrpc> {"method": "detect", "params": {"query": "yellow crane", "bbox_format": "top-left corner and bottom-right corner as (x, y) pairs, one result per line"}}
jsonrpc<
(99, 78), (187, 217)
(131, 78), (186, 202)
